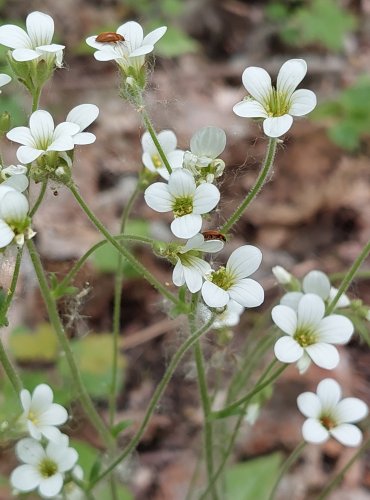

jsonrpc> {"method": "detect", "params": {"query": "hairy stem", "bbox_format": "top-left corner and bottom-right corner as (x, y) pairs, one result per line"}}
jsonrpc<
(29, 180), (47, 217)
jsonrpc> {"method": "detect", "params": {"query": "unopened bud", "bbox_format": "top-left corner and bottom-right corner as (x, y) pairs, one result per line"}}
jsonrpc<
(272, 266), (292, 285)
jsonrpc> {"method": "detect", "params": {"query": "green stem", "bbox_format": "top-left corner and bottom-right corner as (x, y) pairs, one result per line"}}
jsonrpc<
(327, 239), (370, 314)
(88, 316), (215, 490)
(329, 270), (370, 282)
(0, 337), (22, 393)
(26, 239), (114, 448)
(29, 179), (47, 217)
(0, 247), (23, 323)
(221, 138), (277, 233)
(268, 441), (306, 500)
(32, 87), (41, 112)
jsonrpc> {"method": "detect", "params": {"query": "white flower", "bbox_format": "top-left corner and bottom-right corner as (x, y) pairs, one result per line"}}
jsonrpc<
(144, 169), (220, 239)
(201, 245), (264, 308)
(0, 164), (28, 192)
(233, 59), (317, 137)
(213, 300), (244, 329)
(0, 12), (64, 66)
(272, 293), (354, 370)
(66, 104), (99, 145)
(141, 130), (184, 180)
(19, 384), (68, 442)
(0, 185), (29, 248)
(86, 21), (166, 73)
(172, 233), (224, 293)
(0, 73), (11, 92)
(7, 110), (80, 164)
(10, 435), (78, 498)
(297, 378), (368, 447)
(272, 265), (292, 285)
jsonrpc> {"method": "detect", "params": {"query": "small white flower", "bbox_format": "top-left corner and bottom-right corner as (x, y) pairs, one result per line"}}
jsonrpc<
(0, 12), (64, 66)
(10, 435), (78, 498)
(172, 233), (224, 293)
(0, 164), (28, 192)
(201, 245), (264, 308)
(0, 185), (29, 248)
(7, 110), (80, 164)
(272, 293), (354, 370)
(213, 300), (244, 329)
(141, 130), (184, 180)
(297, 378), (368, 446)
(144, 169), (220, 239)
(0, 73), (11, 92)
(272, 265), (292, 285)
(66, 104), (99, 145)
(86, 21), (166, 73)
(19, 384), (68, 442)
(233, 59), (317, 137)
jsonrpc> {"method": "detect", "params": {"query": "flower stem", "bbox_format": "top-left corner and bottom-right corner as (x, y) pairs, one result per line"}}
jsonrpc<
(26, 239), (114, 449)
(32, 87), (41, 112)
(268, 441), (306, 500)
(0, 247), (23, 324)
(29, 179), (47, 217)
(88, 315), (215, 490)
(221, 138), (277, 233)
(0, 337), (22, 393)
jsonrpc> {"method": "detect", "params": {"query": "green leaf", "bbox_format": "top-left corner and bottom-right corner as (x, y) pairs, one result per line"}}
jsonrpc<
(10, 323), (58, 362)
(225, 453), (282, 500)
(70, 440), (98, 477)
(111, 419), (133, 438)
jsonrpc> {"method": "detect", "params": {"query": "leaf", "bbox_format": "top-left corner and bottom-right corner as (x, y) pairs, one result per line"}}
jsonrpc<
(111, 419), (133, 438)
(10, 323), (58, 362)
(70, 439), (99, 478)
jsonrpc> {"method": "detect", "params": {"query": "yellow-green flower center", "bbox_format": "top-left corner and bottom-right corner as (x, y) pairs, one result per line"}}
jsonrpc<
(263, 89), (291, 117)
(210, 267), (234, 290)
(320, 414), (337, 430)
(293, 327), (317, 347)
(151, 154), (162, 168)
(28, 410), (39, 425)
(39, 458), (58, 478)
(173, 196), (193, 217)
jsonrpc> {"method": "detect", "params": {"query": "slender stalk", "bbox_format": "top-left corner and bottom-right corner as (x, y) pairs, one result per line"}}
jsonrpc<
(88, 316), (215, 490)
(0, 337), (22, 392)
(29, 179), (47, 217)
(32, 87), (41, 112)
(327, 239), (370, 314)
(268, 441), (306, 500)
(329, 270), (370, 282)
(221, 138), (277, 233)
(26, 239), (114, 448)
(0, 247), (23, 322)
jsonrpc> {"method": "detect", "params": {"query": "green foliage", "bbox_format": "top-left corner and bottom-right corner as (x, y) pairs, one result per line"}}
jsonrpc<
(225, 453), (282, 500)
(10, 323), (59, 362)
(153, 25), (198, 58)
(267, 0), (357, 52)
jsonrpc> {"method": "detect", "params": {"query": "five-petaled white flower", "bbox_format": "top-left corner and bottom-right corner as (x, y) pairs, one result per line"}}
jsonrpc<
(141, 129), (184, 180)
(233, 59), (317, 138)
(272, 293), (354, 371)
(144, 169), (220, 239)
(0, 185), (30, 248)
(0, 73), (11, 92)
(0, 11), (64, 66)
(297, 378), (368, 447)
(7, 110), (80, 164)
(0, 164), (28, 192)
(19, 384), (68, 442)
(10, 435), (78, 498)
(86, 21), (166, 73)
(172, 233), (224, 293)
(66, 104), (99, 145)
(201, 245), (264, 308)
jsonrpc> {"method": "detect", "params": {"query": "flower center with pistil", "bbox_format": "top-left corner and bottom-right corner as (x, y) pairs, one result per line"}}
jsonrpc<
(151, 154), (162, 168)
(28, 410), (39, 425)
(293, 327), (317, 347)
(39, 458), (58, 478)
(320, 413), (337, 430)
(172, 196), (193, 217)
(210, 267), (234, 290)
(264, 88), (291, 117)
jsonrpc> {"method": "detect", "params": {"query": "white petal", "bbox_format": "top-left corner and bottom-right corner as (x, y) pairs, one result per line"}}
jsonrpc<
(226, 245), (262, 280)
(201, 280), (229, 307)
(201, 239), (224, 253)
(329, 287), (350, 308)
(117, 21), (144, 52)
(129, 44), (154, 57)
(233, 99), (268, 118)
(27, 421), (42, 440)
(271, 305), (297, 335)
(190, 127), (226, 158)
(73, 132), (96, 145)
(31, 384), (54, 412)
(277, 59), (307, 97)
(39, 474), (64, 498)
(193, 183), (220, 214)
(335, 398), (368, 424)
(7, 126), (35, 146)
(168, 169), (196, 197)
(10, 464), (40, 492)
(241, 66), (272, 103)
(316, 315), (354, 344)
(280, 292), (303, 311)
(297, 353), (311, 374)
(53, 122), (80, 140)
(0, 191), (28, 221)
(3, 174), (29, 192)
(20, 389), (31, 412)
(0, 25), (30, 49)
(274, 336), (303, 363)
(66, 103), (99, 132)
(144, 182), (173, 212)
(94, 49), (117, 62)
(0, 73), (11, 87)
(47, 136), (75, 152)
(55, 448), (78, 472)
(85, 35), (102, 49)
(26, 12), (54, 46)
(16, 438), (45, 465)
(167, 150), (184, 170)
(171, 214), (202, 239)
(263, 115), (293, 137)
(330, 424), (363, 447)
(297, 293), (325, 329)
(36, 43), (65, 54)
(0, 219), (14, 248)
(40, 426), (62, 442)
(16, 146), (43, 164)
(12, 48), (40, 61)
(29, 110), (54, 143)
(302, 270), (330, 299)
(228, 278), (264, 308)
(316, 379), (342, 409)
(39, 403), (68, 426)
(289, 89), (317, 116)
(297, 392), (322, 418)
(181, 233), (205, 252)
(172, 260), (185, 287)
(156, 130), (177, 153)
(183, 265), (205, 293)
(305, 343), (339, 370)
(143, 26), (167, 46)
(302, 418), (329, 444)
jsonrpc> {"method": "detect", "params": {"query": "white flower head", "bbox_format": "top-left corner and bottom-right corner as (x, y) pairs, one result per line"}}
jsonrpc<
(233, 59), (317, 137)
(0, 12), (64, 66)
(19, 384), (68, 442)
(213, 300), (245, 329)
(0, 164), (28, 192)
(10, 435), (78, 498)
(0, 185), (30, 248)
(86, 21), (167, 74)
(298, 378), (368, 447)
(272, 293), (354, 371)
(141, 130), (184, 180)
(66, 104), (99, 145)
(7, 110), (80, 164)
(0, 73), (11, 92)
(272, 265), (292, 285)
(172, 233), (224, 293)
(144, 169), (220, 239)
(201, 245), (264, 308)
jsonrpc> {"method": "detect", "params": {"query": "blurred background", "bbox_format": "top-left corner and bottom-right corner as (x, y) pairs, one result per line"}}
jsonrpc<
(1, 0), (370, 498)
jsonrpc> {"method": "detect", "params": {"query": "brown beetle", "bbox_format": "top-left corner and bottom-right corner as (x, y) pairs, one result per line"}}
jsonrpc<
(96, 32), (125, 43)
(202, 230), (226, 242)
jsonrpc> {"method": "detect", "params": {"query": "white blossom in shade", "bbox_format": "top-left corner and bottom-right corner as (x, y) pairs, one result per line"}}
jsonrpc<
(144, 169), (220, 239)
(7, 110), (80, 164)
(66, 104), (99, 145)
(233, 59), (317, 138)
(86, 21), (167, 73)
(272, 293), (354, 371)
(201, 245), (264, 308)
(0, 12), (64, 66)
(0, 73), (11, 92)
(141, 130), (184, 180)
(0, 164), (28, 192)
(172, 233), (224, 293)
(0, 185), (29, 248)
(10, 435), (78, 498)
(213, 300), (244, 329)
(19, 384), (68, 442)
(297, 378), (368, 447)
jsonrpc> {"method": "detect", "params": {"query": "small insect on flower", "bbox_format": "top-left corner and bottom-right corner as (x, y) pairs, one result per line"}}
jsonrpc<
(202, 230), (226, 242)
(95, 32), (125, 43)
